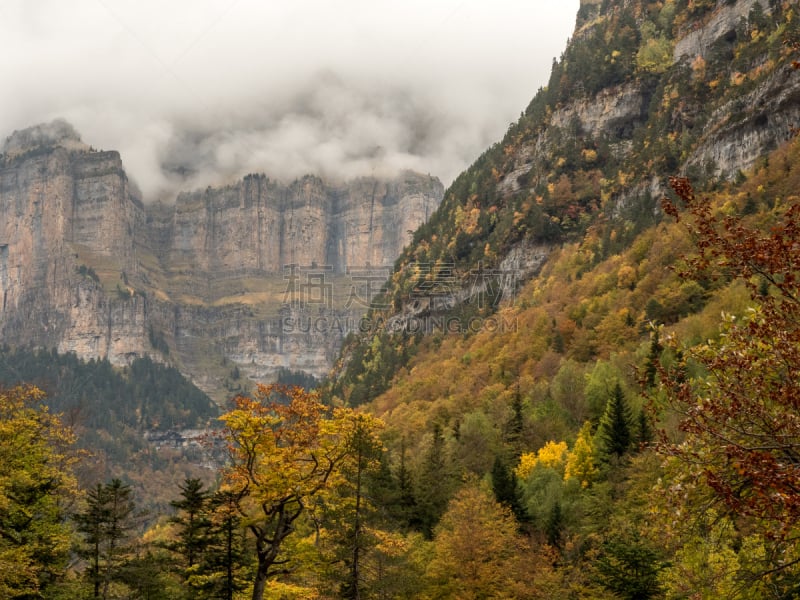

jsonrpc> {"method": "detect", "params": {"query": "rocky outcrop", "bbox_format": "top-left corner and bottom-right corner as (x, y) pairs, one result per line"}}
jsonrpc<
(688, 67), (800, 178)
(673, 0), (770, 62)
(0, 124), (443, 400)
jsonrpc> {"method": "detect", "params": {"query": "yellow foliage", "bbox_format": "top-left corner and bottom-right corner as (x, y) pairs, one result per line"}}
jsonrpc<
(565, 422), (598, 487)
(582, 148), (598, 163)
(617, 264), (637, 289)
(516, 441), (568, 479)
(0, 386), (79, 597)
(691, 54), (706, 79)
(219, 385), (384, 596)
(427, 482), (555, 599)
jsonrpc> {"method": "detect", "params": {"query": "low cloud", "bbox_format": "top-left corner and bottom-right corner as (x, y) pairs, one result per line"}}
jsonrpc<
(0, 0), (578, 201)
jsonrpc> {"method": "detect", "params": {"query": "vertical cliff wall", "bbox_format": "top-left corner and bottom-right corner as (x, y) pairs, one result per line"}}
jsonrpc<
(0, 123), (443, 400)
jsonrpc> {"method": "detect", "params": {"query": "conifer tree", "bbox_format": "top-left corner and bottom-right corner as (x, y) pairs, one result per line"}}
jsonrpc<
(413, 423), (454, 538)
(504, 384), (525, 457)
(74, 479), (136, 599)
(597, 383), (633, 459)
(169, 478), (211, 586)
(636, 410), (653, 449)
(191, 490), (248, 600)
(643, 328), (663, 389)
(394, 441), (418, 530)
(490, 456), (527, 523)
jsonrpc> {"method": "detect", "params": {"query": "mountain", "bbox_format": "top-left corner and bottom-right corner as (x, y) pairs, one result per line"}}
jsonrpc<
(0, 121), (443, 400)
(331, 0), (799, 405)
(308, 0), (800, 594)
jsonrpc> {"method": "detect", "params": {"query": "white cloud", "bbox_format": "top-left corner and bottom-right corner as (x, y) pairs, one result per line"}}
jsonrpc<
(0, 0), (579, 200)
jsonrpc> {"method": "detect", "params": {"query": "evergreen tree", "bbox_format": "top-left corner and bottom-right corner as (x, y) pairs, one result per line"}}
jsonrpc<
(74, 479), (136, 599)
(504, 384), (525, 458)
(643, 329), (663, 389)
(189, 490), (248, 600)
(490, 456), (527, 523)
(597, 383), (633, 459)
(413, 424), (454, 538)
(594, 535), (664, 600)
(169, 478), (211, 574)
(636, 410), (653, 449)
(394, 441), (418, 530)
(318, 414), (384, 600)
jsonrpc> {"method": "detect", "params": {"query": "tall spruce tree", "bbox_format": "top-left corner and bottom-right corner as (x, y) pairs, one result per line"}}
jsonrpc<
(597, 383), (633, 459)
(413, 424), (454, 538)
(490, 456), (527, 523)
(170, 478), (211, 572)
(74, 479), (136, 599)
(192, 490), (248, 600)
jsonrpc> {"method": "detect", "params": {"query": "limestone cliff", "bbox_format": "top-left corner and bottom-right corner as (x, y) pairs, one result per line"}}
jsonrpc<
(0, 123), (442, 400)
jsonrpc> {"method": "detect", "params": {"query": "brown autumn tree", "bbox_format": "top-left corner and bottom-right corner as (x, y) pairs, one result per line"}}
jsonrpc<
(657, 177), (800, 576)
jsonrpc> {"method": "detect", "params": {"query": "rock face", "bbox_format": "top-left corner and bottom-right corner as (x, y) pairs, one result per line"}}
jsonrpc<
(155, 173), (438, 277)
(499, 0), (797, 204)
(0, 124), (442, 399)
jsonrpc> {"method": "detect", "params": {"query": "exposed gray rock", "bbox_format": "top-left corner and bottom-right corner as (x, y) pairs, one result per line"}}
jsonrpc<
(673, 0), (770, 62)
(0, 127), (442, 400)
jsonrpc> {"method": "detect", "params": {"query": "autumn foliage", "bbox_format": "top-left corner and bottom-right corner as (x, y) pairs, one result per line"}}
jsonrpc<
(219, 384), (383, 600)
(659, 177), (800, 541)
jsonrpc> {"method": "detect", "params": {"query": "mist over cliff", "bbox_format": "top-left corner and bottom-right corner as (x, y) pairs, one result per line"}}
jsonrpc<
(0, 123), (443, 399)
(0, 1), (578, 201)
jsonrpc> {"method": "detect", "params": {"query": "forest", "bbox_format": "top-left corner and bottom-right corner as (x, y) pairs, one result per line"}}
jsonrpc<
(4, 145), (800, 598)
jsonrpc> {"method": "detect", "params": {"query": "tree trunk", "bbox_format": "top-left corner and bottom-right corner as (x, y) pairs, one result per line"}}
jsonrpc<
(251, 561), (269, 600)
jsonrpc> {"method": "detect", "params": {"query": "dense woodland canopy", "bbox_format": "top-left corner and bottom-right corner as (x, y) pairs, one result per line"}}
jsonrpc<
(2, 0), (800, 598)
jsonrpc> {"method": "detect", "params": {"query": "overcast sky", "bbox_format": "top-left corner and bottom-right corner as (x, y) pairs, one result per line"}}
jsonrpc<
(1, 0), (579, 200)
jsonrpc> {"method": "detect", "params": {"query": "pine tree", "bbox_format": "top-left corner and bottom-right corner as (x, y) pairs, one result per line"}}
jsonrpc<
(490, 456), (527, 523)
(597, 383), (633, 459)
(594, 535), (664, 600)
(636, 410), (653, 449)
(192, 490), (248, 600)
(643, 328), (663, 389)
(171, 478), (210, 568)
(323, 414), (384, 600)
(413, 424), (454, 538)
(169, 478), (211, 585)
(394, 441), (418, 530)
(74, 479), (136, 599)
(504, 384), (525, 457)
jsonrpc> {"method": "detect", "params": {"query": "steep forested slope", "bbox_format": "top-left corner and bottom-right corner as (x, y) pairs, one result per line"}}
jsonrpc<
(331, 0), (800, 414)
(0, 349), (219, 512)
(315, 1), (800, 596)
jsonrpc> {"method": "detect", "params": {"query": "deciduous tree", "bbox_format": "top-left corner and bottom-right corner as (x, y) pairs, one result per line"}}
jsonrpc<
(219, 384), (382, 600)
(426, 481), (556, 599)
(658, 177), (800, 584)
(0, 385), (78, 597)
